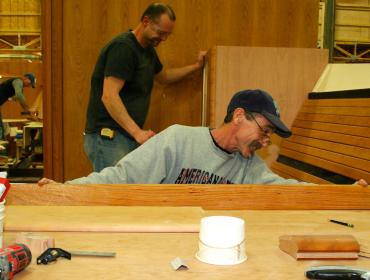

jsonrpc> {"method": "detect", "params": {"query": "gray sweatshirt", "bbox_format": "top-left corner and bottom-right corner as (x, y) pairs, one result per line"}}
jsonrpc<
(68, 125), (301, 184)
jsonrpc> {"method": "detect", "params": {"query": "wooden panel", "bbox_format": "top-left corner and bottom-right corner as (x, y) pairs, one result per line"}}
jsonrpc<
(291, 127), (370, 148)
(59, 0), (321, 181)
(337, 0), (370, 5)
(292, 120), (369, 137)
(280, 141), (370, 172)
(6, 184), (370, 210)
(0, 0), (40, 33)
(271, 161), (332, 184)
(279, 147), (370, 181)
(295, 112), (370, 126)
(300, 105), (370, 116)
(274, 94), (370, 183)
(335, 3), (370, 42)
(286, 134), (370, 160)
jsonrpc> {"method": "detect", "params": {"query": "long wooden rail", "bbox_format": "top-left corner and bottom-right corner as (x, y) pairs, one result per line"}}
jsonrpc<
(6, 184), (370, 210)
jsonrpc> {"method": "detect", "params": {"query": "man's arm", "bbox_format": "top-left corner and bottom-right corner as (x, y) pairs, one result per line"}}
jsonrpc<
(65, 127), (172, 184)
(12, 79), (38, 119)
(101, 76), (155, 144)
(155, 51), (207, 84)
(247, 156), (368, 186)
(12, 79), (29, 111)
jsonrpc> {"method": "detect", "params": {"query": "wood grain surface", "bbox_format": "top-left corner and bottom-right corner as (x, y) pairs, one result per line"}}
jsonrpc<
(3, 209), (370, 280)
(6, 184), (370, 210)
(4, 206), (203, 232)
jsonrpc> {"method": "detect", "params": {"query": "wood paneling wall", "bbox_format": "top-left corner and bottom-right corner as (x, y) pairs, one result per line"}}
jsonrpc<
(50, 0), (320, 181)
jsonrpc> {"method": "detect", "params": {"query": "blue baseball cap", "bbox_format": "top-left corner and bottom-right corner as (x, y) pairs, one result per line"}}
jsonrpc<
(227, 89), (292, 138)
(24, 73), (36, 88)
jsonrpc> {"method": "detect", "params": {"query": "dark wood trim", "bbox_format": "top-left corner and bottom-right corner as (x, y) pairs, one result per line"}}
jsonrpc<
(309, 88), (370, 99)
(41, 0), (64, 181)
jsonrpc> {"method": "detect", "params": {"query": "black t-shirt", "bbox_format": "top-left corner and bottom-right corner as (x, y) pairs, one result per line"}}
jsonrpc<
(85, 31), (163, 137)
(0, 78), (16, 105)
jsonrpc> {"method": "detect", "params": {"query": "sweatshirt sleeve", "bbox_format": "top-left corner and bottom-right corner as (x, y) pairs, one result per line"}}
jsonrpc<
(12, 79), (26, 104)
(244, 155), (311, 185)
(66, 128), (172, 184)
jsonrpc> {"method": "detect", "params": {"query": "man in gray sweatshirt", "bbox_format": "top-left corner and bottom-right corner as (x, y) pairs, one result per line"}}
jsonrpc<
(41, 89), (325, 185)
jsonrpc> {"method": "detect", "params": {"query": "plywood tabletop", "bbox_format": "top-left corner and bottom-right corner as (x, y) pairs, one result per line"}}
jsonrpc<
(4, 206), (204, 232)
(3, 208), (370, 280)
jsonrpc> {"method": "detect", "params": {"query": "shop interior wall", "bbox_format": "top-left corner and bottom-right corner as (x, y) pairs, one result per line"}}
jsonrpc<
(61, 0), (319, 180)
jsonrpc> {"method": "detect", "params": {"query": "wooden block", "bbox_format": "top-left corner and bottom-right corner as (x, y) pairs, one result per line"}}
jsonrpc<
(15, 232), (55, 256)
(279, 234), (360, 260)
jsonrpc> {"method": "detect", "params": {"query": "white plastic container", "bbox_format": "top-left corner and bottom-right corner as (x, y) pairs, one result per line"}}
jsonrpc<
(196, 216), (247, 265)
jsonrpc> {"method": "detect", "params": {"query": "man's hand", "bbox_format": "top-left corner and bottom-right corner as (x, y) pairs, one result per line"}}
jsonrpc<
(29, 110), (39, 121)
(134, 129), (156, 145)
(38, 177), (59, 186)
(355, 179), (368, 187)
(196, 50), (207, 69)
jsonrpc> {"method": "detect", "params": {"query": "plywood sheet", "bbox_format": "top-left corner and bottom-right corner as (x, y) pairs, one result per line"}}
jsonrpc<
(207, 46), (328, 165)
(4, 206), (204, 233)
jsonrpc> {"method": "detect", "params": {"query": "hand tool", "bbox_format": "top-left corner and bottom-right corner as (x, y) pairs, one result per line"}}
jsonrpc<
(0, 244), (32, 280)
(37, 248), (116, 265)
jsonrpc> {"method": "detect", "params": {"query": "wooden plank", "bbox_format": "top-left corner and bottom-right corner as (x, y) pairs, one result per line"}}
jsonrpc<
(300, 106), (370, 116)
(296, 112), (370, 126)
(291, 127), (370, 148)
(304, 98), (370, 107)
(279, 148), (370, 181)
(292, 120), (370, 137)
(280, 141), (370, 172)
(286, 134), (370, 160)
(271, 162), (332, 184)
(5, 184), (370, 210)
(4, 206), (203, 233)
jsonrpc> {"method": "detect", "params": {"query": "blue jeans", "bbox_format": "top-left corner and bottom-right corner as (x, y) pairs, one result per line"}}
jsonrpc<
(84, 131), (139, 172)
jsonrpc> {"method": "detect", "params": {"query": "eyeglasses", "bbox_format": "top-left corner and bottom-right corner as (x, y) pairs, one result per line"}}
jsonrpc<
(248, 113), (275, 137)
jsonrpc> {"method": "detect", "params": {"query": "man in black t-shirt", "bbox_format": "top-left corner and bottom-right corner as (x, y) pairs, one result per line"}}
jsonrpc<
(84, 3), (206, 171)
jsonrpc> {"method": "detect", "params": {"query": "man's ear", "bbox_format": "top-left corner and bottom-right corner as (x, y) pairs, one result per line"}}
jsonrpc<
(142, 16), (150, 26)
(233, 108), (246, 124)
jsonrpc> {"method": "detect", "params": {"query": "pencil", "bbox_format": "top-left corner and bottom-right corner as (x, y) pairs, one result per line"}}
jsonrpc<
(329, 219), (354, 228)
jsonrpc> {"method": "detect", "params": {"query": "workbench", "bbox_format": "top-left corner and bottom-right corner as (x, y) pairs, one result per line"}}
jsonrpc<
(3, 184), (370, 279)
(2, 208), (370, 279)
